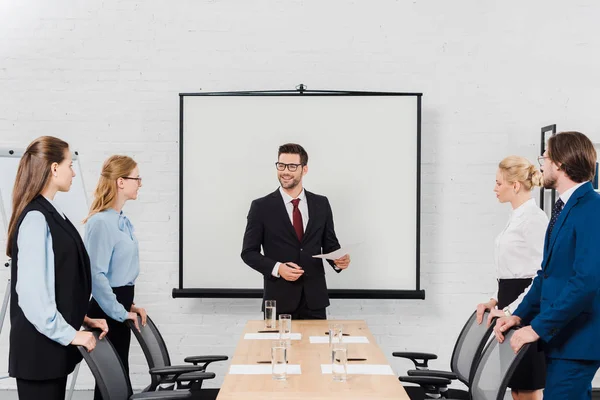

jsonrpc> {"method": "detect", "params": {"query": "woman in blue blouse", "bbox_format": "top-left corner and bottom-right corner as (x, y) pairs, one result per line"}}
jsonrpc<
(6, 136), (107, 400)
(84, 155), (146, 400)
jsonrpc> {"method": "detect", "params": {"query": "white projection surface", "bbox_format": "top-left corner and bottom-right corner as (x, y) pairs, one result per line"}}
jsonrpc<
(179, 93), (421, 296)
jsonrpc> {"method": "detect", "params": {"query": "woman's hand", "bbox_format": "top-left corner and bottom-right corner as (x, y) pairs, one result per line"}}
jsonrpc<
(71, 331), (96, 352)
(84, 316), (109, 339)
(131, 304), (147, 327)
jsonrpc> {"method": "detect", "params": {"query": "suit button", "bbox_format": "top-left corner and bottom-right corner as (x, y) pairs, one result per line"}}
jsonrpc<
(544, 274), (549, 279)
(300, 248), (303, 251)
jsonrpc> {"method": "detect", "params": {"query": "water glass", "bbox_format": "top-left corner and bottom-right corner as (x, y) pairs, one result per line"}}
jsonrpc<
(271, 340), (287, 380)
(264, 300), (276, 329)
(328, 323), (343, 348)
(331, 342), (348, 382)
(279, 314), (292, 346)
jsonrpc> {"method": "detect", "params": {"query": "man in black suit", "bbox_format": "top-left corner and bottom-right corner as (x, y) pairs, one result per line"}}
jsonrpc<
(241, 143), (350, 319)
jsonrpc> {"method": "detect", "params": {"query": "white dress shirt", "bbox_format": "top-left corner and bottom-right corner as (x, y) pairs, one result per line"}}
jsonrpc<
(272, 187), (309, 277)
(494, 198), (548, 313)
(559, 181), (588, 205)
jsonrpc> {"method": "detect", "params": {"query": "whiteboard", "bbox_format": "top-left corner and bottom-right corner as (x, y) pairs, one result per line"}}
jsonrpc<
(178, 92), (422, 297)
(0, 148), (89, 239)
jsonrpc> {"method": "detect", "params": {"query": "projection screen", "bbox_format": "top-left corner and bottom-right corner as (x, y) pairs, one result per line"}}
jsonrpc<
(174, 90), (423, 299)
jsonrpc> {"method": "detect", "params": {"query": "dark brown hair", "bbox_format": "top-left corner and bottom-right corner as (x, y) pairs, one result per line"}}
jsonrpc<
(6, 136), (70, 257)
(278, 143), (308, 165)
(547, 131), (597, 183)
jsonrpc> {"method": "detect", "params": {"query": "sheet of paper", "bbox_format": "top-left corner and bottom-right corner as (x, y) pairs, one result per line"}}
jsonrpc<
(244, 333), (302, 340)
(320, 364), (394, 375)
(309, 336), (369, 344)
(312, 243), (361, 260)
(230, 364), (302, 375)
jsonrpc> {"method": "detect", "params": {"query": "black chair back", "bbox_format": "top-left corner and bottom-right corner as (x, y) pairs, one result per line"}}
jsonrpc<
(127, 315), (173, 389)
(78, 331), (133, 400)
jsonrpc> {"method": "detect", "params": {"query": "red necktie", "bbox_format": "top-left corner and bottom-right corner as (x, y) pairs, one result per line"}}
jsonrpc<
(291, 198), (304, 242)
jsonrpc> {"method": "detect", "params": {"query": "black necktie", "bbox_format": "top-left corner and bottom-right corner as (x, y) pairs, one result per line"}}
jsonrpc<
(547, 198), (565, 238)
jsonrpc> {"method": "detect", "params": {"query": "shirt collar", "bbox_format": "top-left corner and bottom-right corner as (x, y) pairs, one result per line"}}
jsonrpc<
(559, 181), (588, 205)
(42, 195), (66, 218)
(510, 197), (537, 220)
(279, 187), (306, 204)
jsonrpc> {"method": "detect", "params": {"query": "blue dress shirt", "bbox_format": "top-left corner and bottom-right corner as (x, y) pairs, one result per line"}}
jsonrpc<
(84, 209), (140, 322)
(15, 198), (77, 346)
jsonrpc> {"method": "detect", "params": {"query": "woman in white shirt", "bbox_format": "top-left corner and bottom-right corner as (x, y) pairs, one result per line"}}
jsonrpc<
(476, 156), (547, 400)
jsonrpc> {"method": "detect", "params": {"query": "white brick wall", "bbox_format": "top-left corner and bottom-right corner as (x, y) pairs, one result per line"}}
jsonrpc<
(1, 0), (600, 391)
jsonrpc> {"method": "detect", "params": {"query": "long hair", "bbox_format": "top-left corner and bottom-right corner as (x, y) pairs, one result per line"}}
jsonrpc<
(83, 155), (137, 223)
(6, 136), (70, 257)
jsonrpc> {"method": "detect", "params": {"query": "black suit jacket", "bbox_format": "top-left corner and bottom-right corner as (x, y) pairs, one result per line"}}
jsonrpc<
(241, 189), (341, 313)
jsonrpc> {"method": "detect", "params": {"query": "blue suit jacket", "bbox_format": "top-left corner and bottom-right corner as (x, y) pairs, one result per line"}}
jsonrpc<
(514, 182), (600, 360)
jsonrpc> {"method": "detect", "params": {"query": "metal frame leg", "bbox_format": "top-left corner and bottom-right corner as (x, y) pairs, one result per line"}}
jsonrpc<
(66, 362), (81, 400)
(0, 279), (11, 381)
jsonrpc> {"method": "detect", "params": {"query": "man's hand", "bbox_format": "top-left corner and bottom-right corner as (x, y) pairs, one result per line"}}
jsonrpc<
(510, 326), (540, 353)
(493, 315), (521, 343)
(84, 317), (109, 340)
(279, 262), (304, 281)
(333, 254), (350, 270)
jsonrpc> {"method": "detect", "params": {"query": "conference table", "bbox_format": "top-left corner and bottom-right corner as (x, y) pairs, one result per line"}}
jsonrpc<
(216, 320), (410, 400)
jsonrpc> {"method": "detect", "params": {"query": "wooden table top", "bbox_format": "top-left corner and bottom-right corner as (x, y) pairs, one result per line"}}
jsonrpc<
(216, 320), (410, 400)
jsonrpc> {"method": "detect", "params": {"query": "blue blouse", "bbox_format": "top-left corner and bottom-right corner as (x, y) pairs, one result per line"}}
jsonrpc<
(84, 209), (139, 322)
(15, 197), (76, 346)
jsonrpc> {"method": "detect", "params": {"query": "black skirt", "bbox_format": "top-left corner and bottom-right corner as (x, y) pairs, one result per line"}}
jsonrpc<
(497, 278), (546, 391)
(87, 286), (135, 374)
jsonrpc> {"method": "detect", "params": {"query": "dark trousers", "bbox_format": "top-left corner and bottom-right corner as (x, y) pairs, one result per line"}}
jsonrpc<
(290, 287), (326, 320)
(87, 286), (135, 400)
(16, 376), (68, 400)
(544, 357), (600, 399)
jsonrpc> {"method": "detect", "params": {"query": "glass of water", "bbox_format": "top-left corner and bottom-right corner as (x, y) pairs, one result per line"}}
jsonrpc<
(279, 314), (292, 346)
(264, 300), (276, 329)
(331, 342), (348, 382)
(328, 323), (343, 349)
(271, 340), (287, 380)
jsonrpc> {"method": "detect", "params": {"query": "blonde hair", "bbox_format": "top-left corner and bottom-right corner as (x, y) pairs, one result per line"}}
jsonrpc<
(84, 155), (137, 223)
(498, 156), (543, 190)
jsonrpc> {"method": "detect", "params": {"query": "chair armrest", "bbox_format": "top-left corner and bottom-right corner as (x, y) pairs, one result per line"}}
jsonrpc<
(407, 369), (458, 380)
(392, 352), (438, 369)
(183, 355), (228, 370)
(399, 375), (451, 390)
(149, 365), (215, 382)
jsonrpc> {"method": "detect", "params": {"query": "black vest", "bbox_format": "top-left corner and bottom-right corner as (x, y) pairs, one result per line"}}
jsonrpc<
(9, 196), (91, 380)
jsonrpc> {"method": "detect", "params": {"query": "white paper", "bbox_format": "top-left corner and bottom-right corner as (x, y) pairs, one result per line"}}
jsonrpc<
(244, 333), (302, 340)
(309, 336), (369, 344)
(320, 364), (394, 375)
(229, 364), (302, 375)
(312, 243), (361, 260)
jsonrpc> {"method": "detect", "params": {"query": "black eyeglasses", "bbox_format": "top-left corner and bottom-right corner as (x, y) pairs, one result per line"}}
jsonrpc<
(275, 162), (304, 172)
(122, 176), (142, 184)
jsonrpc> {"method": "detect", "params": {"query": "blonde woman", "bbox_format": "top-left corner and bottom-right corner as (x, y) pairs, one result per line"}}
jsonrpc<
(6, 136), (106, 400)
(476, 156), (547, 400)
(84, 155), (146, 400)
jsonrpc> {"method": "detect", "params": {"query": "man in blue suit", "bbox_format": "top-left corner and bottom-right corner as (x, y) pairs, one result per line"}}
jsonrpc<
(494, 131), (600, 399)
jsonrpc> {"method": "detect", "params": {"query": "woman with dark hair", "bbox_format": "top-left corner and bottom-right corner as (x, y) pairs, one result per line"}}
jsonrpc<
(6, 136), (107, 400)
